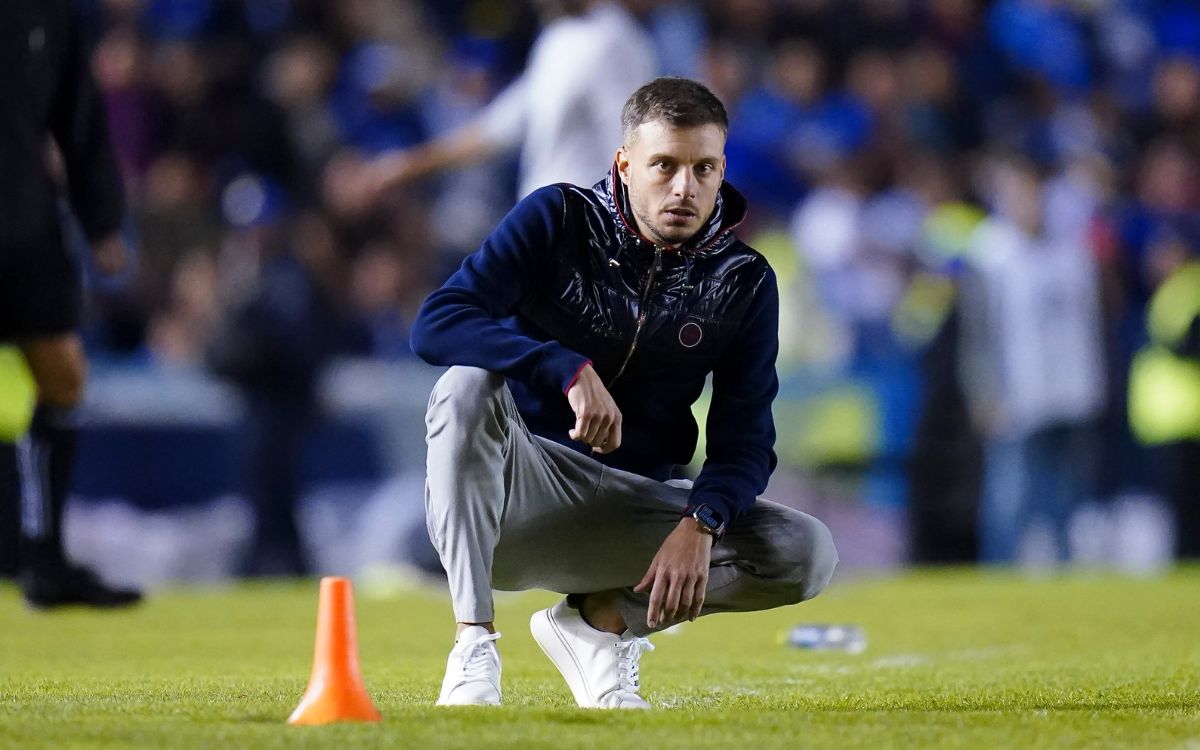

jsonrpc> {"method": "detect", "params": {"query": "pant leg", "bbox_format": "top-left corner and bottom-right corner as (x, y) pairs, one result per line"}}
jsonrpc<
(979, 437), (1027, 564)
(241, 398), (310, 577)
(424, 367), (604, 624)
(656, 496), (838, 628)
(1022, 425), (1092, 564)
(1168, 440), (1200, 559)
(490, 453), (838, 638)
(598, 473), (838, 638)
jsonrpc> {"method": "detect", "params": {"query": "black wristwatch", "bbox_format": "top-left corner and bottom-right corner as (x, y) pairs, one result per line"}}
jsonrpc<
(690, 504), (726, 540)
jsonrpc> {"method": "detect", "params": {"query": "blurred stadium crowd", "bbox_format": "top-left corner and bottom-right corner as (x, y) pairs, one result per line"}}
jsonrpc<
(48, 0), (1200, 571)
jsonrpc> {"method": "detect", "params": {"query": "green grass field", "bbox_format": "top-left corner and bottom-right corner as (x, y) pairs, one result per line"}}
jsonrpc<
(1, 569), (1198, 749)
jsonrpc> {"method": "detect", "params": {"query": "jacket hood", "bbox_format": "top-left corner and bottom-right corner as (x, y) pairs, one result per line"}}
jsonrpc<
(592, 164), (748, 257)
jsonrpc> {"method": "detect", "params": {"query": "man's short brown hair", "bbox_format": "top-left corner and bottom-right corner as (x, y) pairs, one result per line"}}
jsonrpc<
(621, 77), (729, 144)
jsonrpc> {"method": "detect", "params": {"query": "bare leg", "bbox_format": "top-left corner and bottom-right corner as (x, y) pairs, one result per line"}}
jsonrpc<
(456, 621), (496, 637)
(578, 590), (627, 634)
(19, 333), (87, 407)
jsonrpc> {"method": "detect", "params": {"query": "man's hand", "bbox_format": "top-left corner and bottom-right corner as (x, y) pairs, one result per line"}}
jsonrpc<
(566, 364), (622, 454)
(322, 151), (376, 218)
(633, 518), (713, 629)
(323, 150), (421, 219)
(359, 150), (418, 197)
(91, 232), (129, 277)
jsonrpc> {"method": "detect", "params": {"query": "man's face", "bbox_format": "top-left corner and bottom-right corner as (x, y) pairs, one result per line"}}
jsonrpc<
(616, 120), (726, 247)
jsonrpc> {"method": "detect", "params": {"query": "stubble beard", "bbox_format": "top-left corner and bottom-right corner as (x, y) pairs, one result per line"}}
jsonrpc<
(630, 190), (693, 247)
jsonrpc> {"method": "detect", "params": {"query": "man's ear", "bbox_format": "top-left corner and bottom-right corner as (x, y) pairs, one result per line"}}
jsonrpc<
(720, 154), (727, 181)
(616, 147), (631, 185)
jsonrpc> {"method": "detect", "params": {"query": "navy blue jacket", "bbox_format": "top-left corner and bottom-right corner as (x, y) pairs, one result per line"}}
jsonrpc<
(411, 169), (779, 527)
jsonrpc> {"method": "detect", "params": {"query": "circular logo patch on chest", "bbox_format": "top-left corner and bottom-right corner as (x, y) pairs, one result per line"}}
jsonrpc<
(678, 321), (704, 349)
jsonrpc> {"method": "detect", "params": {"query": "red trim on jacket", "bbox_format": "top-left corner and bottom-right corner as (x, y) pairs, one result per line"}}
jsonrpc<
(564, 359), (594, 394)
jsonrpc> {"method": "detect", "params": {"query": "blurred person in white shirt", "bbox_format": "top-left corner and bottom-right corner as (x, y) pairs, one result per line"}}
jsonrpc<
(334, 0), (658, 206)
(960, 156), (1106, 565)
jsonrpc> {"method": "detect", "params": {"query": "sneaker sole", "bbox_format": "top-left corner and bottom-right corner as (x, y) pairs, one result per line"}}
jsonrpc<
(435, 695), (500, 707)
(436, 679), (502, 707)
(530, 608), (598, 708)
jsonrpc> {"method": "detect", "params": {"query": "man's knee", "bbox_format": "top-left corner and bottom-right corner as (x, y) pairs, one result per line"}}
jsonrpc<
(428, 367), (506, 426)
(759, 510), (839, 603)
(426, 366), (516, 475)
(798, 515), (839, 600)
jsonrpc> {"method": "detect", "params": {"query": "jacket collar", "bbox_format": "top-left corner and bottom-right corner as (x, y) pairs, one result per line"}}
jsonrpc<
(593, 164), (747, 256)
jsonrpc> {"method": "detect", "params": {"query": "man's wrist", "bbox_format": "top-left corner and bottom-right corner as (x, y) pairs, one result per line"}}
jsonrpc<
(683, 503), (726, 541)
(677, 517), (715, 545)
(562, 359), (594, 394)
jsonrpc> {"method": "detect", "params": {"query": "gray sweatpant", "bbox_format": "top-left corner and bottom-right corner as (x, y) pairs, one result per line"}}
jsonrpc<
(424, 367), (838, 637)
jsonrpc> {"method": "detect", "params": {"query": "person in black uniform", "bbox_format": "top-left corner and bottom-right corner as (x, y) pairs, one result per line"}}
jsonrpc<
(0, 0), (141, 608)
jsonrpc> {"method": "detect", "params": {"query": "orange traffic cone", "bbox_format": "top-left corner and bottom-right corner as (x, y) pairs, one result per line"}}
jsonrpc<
(287, 576), (382, 725)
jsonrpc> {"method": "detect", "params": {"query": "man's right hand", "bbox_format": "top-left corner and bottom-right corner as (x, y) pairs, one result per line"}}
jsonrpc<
(566, 364), (622, 454)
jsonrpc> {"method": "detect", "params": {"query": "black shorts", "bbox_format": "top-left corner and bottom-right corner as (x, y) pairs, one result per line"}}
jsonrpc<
(0, 243), (82, 343)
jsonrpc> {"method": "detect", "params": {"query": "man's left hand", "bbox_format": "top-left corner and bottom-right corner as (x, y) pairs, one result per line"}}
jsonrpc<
(91, 233), (129, 277)
(633, 518), (713, 629)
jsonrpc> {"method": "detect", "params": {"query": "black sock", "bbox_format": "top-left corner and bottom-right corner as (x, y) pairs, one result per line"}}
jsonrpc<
(17, 404), (78, 575)
(0, 442), (19, 577)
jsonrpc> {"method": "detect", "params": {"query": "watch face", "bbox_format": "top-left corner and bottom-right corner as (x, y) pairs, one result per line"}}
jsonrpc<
(695, 506), (722, 530)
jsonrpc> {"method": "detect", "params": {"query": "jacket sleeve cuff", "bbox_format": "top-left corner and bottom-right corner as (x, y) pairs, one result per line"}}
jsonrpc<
(681, 493), (741, 531)
(533, 346), (592, 394)
(563, 359), (594, 394)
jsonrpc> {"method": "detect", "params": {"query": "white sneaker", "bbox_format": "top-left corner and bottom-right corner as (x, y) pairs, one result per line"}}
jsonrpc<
(530, 600), (654, 709)
(436, 626), (502, 706)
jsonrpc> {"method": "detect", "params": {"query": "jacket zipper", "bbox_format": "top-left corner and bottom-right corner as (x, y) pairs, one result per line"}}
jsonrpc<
(609, 244), (663, 385)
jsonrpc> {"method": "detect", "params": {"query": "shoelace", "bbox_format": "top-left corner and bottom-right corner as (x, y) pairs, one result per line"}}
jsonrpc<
(461, 633), (502, 682)
(614, 637), (655, 693)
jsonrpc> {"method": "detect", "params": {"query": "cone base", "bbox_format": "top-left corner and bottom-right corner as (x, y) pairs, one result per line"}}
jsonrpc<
(288, 687), (382, 725)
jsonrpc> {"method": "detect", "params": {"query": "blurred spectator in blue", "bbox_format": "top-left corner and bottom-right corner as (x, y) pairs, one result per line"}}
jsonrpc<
(899, 43), (982, 155)
(328, 40), (428, 155)
(349, 241), (417, 360)
(724, 39), (821, 220)
(142, 0), (217, 41)
(726, 39), (872, 221)
(640, 0), (704, 79)
(1133, 55), (1200, 153)
(143, 249), (221, 367)
(206, 175), (363, 576)
(1152, 1), (1200, 58)
(262, 35), (343, 203)
(987, 0), (1093, 94)
(961, 157), (1106, 563)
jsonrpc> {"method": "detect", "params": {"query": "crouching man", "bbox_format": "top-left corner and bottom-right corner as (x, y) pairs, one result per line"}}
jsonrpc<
(410, 77), (838, 708)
